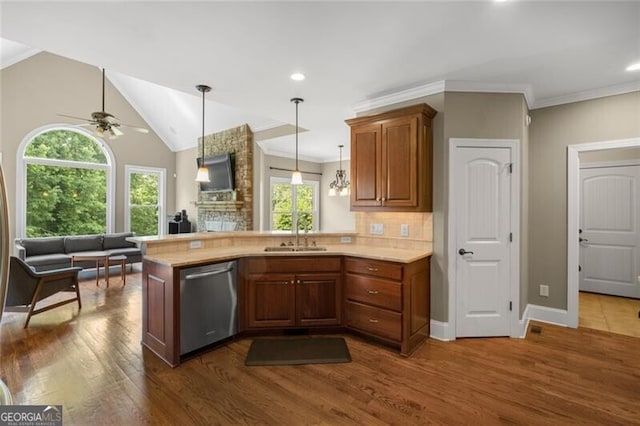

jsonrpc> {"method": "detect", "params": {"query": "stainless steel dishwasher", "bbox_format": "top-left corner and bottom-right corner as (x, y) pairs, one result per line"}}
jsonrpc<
(179, 260), (237, 355)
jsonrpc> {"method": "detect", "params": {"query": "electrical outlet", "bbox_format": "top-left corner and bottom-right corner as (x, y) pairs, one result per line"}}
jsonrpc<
(369, 223), (384, 235)
(400, 224), (409, 237)
(189, 240), (202, 249)
(539, 284), (549, 297)
(340, 236), (352, 243)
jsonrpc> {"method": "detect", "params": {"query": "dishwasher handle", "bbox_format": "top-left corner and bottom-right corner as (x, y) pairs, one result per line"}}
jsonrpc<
(184, 266), (234, 280)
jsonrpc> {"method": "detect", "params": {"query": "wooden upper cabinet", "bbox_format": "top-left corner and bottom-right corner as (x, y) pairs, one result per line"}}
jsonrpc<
(346, 104), (436, 212)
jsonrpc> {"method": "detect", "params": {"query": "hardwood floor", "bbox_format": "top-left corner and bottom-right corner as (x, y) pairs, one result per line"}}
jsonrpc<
(1, 272), (640, 425)
(580, 291), (640, 337)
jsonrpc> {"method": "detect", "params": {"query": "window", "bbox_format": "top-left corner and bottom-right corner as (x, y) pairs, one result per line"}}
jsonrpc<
(17, 127), (115, 237)
(270, 177), (319, 231)
(125, 166), (166, 236)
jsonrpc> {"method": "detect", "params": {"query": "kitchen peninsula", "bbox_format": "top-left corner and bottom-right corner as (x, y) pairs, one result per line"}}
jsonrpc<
(132, 231), (432, 367)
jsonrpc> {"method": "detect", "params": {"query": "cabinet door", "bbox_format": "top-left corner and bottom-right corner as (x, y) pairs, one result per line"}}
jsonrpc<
(382, 116), (419, 208)
(351, 122), (382, 207)
(246, 273), (295, 328)
(295, 273), (342, 326)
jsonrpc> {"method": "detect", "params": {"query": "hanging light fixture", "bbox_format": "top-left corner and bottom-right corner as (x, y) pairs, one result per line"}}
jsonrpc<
(328, 144), (350, 196)
(195, 84), (212, 182)
(290, 97), (304, 185)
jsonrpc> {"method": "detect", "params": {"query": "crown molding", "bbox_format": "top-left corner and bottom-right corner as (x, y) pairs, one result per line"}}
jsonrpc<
(351, 80), (446, 114)
(531, 80), (640, 110)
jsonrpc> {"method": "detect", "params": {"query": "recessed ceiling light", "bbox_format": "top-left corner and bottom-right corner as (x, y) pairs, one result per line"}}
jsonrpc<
(626, 62), (640, 72)
(290, 73), (305, 81)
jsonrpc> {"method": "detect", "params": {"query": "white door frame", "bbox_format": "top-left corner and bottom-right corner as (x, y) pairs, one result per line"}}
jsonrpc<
(448, 138), (521, 339)
(567, 137), (640, 327)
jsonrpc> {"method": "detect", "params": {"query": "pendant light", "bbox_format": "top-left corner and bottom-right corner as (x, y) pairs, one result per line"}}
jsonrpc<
(290, 97), (304, 185)
(328, 144), (350, 196)
(195, 84), (212, 182)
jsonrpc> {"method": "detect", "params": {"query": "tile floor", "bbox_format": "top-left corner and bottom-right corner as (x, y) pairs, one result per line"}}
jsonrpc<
(579, 291), (640, 337)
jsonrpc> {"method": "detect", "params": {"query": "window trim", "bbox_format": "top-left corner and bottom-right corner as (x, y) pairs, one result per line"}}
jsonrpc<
(16, 124), (116, 238)
(124, 164), (167, 236)
(269, 176), (319, 231)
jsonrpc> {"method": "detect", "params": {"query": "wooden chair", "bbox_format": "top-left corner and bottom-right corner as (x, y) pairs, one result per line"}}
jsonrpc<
(5, 256), (82, 328)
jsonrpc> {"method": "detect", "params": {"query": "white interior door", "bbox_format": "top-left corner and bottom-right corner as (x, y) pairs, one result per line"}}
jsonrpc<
(454, 146), (512, 337)
(579, 164), (640, 298)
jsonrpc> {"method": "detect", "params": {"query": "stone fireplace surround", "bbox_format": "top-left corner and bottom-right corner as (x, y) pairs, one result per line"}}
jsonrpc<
(196, 124), (253, 231)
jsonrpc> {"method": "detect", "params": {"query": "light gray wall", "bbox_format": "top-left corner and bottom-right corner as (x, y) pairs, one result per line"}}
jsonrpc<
(175, 147), (199, 229)
(442, 92), (528, 322)
(0, 52), (176, 243)
(321, 160), (355, 232)
(529, 91), (640, 309)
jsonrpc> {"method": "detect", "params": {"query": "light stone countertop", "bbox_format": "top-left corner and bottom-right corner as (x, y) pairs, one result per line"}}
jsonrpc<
(142, 243), (432, 267)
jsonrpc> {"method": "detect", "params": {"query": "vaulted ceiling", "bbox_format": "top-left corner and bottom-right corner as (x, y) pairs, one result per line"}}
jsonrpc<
(1, 1), (639, 162)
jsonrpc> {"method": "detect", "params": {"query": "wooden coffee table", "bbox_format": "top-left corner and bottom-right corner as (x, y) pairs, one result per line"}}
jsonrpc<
(71, 251), (126, 287)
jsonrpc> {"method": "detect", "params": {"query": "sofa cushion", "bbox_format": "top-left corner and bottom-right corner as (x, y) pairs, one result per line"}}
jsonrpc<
(25, 253), (71, 269)
(64, 235), (103, 253)
(20, 237), (65, 257)
(105, 247), (142, 260)
(103, 232), (136, 250)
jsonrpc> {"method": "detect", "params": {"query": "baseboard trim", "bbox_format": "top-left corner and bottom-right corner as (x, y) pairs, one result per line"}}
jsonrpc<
(517, 304), (569, 338)
(429, 319), (454, 341)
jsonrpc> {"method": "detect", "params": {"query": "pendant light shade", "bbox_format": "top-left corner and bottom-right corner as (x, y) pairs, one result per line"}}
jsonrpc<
(328, 144), (350, 196)
(290, 97), (304, 185)
(195, 84), (212, 183)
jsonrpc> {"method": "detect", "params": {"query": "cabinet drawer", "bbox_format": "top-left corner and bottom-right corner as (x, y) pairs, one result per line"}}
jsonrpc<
(346, 301), (401, 342)
(245, 256), (341, 274)
(345, 274), (401, 311)
(344, 257), (402, 281)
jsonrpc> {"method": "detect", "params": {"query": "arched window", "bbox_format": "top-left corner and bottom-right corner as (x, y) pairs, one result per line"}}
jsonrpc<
(17, 126), (115, 238)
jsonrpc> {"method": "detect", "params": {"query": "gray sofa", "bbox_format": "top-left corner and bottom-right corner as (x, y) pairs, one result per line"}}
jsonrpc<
(15, 232), (142, 272)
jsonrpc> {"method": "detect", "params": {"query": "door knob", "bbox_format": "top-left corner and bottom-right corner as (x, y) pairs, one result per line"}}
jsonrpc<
(579, 238), (588, 242)
(458, 248), (474, 255)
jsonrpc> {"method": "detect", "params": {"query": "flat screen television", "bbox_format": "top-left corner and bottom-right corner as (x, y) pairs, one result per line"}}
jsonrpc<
(197, 153), (235, 192)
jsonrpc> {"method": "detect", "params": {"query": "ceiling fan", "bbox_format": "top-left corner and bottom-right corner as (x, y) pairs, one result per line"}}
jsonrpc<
(58, 68), (149, 139)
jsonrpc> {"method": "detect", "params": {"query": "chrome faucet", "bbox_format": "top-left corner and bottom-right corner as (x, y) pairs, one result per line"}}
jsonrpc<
(294, 217), (300, 248)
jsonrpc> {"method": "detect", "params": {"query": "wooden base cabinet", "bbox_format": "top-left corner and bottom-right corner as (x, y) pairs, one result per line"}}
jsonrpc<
(242, 257), (342, 329)
(142, 259), (180, 367)
(345, 256), (430, 356)
(346, 104), (437, 212)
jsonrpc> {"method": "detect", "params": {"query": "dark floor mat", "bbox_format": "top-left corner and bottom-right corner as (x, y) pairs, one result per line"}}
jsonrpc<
(245, 337), (352, 366)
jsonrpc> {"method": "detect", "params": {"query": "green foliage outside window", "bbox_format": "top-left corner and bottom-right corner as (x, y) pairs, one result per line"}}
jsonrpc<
(271, 182), (314, 231)
(25, 130), (108, 237)
(129, 172), (160, 236)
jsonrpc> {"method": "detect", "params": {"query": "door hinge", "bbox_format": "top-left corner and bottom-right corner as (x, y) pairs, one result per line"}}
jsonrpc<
(508, 163), (513, 174)
(509, 301), (513, 311)
(509, 232), (513, 242)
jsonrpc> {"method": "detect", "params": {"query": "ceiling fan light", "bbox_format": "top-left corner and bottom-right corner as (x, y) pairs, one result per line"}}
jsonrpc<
(108, 129), (118, 140)
(94, 126), (104, 137)
(195, 166), (210, 182)
(112, 126), (124, 136)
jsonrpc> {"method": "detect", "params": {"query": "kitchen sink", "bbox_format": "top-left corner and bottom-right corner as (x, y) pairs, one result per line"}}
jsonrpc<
(264, 246), (327, 252)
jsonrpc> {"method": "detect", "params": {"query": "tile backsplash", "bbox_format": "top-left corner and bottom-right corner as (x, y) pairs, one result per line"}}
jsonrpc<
(355, 212), (433, 242)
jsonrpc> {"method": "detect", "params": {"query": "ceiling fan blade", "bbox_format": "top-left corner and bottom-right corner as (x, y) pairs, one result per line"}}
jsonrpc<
(57, 113), (93, 122)
(111, 126), (124, 137)
(120, 123), (150, 133)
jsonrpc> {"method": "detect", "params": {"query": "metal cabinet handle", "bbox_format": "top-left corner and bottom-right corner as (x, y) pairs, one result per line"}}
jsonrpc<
(297, 280), (301, 284)
(290, 280), (294, 285)
(458, 248), (474, 256)
(579, 238), (589, 243)
(367, 290), (379, 295)
(367, 267), (378, 272)
(368, 319), (379, 323)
